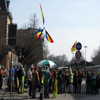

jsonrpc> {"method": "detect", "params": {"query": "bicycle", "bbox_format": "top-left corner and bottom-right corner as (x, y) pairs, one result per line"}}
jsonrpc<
(4, 76), (8, 85)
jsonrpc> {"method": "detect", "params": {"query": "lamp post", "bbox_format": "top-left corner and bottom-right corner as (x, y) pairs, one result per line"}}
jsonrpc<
(84, 46), (87, 67)
(72, 53), (74, 64)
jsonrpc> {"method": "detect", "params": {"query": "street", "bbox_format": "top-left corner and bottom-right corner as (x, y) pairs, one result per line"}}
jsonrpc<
(0, 79), (100, 100)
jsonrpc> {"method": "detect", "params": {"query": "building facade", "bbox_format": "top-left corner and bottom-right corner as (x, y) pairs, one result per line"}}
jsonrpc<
(0, 0), (17, 71)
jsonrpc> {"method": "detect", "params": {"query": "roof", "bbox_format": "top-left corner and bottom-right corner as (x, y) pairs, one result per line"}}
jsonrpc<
(0, 0), (8, 12)
(71, 60), (95, 66)
(82, 65), (100, 70)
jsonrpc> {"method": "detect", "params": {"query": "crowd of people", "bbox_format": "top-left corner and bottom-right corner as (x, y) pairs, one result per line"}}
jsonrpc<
(8, 65), (25, 93)
(28, 66), (99, 99)
(86, 71), (100, 94)
(0, 65), (100, 99)
(0, 65), (25, 94)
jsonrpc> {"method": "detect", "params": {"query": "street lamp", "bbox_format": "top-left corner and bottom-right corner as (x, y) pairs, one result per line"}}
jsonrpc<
(72, 53), (74, 64)
(84, 46), (88, 67)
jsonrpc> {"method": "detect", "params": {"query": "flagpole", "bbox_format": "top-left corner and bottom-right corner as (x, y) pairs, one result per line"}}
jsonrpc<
(43, 38), (45, 60)
(72, 52), (74, 64)
(84, 46), (87, 67)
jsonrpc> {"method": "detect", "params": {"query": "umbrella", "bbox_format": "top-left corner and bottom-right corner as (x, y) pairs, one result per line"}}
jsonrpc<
(37, 60), (57, 68)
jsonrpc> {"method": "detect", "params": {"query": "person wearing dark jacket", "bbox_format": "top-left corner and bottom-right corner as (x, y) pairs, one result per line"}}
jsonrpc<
(58, 69), (64, 94)
(38, 68), (43, 92)
(86, 71), (91, 94)
(77, 69), (82, 93)
(31, 67), (40, 99)
(17, 66), (23, 93)
(49, 69), (53, 92)
(73, 70), (78, 93)
(96, 74), (99, 94)
(14, 66), (19, 91)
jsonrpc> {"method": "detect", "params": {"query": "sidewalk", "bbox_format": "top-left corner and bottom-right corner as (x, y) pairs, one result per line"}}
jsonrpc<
(0, 79), (100, 100)
(0, 89), (100, 100)
(0, 87), (100, 100)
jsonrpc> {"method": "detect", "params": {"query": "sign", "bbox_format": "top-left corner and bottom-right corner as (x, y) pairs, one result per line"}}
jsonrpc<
(4, 48), (11, 51)
(75, 51), (81, 59)
(76, 42), (82, 51)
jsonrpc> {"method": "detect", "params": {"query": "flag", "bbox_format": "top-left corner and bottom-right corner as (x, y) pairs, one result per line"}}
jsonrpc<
(40, 4), (45, 25)
(33, 65), (35, 70)
(71, 41), (77, 52)
(45, 30), (54, 43)
(70, 66), (72, 71)
(37, 27), (42, 41)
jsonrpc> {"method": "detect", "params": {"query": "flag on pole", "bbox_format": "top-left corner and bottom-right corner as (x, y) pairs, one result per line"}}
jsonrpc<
(40, 4), (45, 25)
(70, 66), (72, 71)
(71, 41), (77, 52)
(37, 27), (42, 41)
(45, 30), (54, 43)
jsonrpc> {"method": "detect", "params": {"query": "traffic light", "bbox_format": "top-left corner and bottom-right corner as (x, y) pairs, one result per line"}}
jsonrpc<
(8, 24), (17, 46)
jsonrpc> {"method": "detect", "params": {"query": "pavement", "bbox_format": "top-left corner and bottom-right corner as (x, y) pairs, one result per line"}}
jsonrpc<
(0, 78), (100, 100)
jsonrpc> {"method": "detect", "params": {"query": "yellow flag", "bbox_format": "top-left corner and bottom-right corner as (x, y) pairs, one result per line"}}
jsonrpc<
(70, 66), (72, 71)
(70, 67), (72, 71)
(71, 41), (77, 52)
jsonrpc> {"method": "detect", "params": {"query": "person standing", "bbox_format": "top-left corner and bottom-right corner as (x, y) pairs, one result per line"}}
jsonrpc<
(15, 66), (19, 91)
(77, 69), (82, 93)
(96, 74), (99, 94)
(38, 67), (43, 92)
(73, 70), (78, 93)
(17, 66), (23, 93)
(43, 66), (50, 98)
(53, 68), (58, 98)
(64, 69), (69, 93)
(4, 67), (7, 78)
(58, 69), (64, 94)
(86, 71), (91, 94)
(49, 69), (53, 92)
(8, 65), (15, 91)
(21, 65), (25, 93)
(0, 66), (3, 89)
(31, 67), (40, 99)
(27, 67), (33, 96)
(68, 69), (73, 94)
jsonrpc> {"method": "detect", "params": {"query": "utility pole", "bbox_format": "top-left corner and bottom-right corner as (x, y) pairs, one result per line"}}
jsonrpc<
(84, 46), (87, 67)
(8, 23), (17, 100)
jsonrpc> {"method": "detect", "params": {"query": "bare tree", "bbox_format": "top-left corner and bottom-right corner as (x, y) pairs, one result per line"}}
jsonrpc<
(91, 46), (100, 65)
(14, 13), (49, 67)
(47, 54), (69, 67)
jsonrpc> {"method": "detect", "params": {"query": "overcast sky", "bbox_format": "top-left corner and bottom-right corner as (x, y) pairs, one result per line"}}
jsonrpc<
(10, 0), (100, 62)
